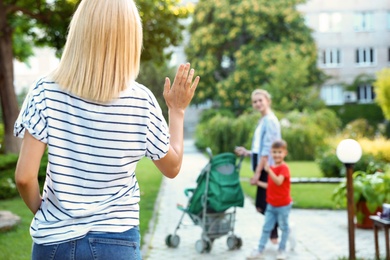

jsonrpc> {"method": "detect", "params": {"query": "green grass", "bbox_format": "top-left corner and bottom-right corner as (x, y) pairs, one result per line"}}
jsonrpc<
(239, 158), (323, 178)
(135, 158), (163, 242)
(240, 159), (341, 209)
(0, 198), (33, 260)
(0, 158), (162, 260)
(291, 183), (340, 209)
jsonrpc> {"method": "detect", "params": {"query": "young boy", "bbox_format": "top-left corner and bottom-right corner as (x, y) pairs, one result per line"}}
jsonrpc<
(247, 140), (292, 260)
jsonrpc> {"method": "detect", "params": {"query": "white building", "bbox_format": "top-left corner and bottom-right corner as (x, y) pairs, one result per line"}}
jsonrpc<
(298, 0), (390, 105)
(14, 47), (59, 94)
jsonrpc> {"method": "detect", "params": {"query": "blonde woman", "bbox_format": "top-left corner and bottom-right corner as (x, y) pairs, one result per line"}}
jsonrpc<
(235, 89), (281, 243)
(13, 0), (199, 259)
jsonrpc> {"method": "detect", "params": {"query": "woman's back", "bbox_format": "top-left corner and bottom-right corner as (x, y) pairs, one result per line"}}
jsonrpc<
(15, 78), (169, 244)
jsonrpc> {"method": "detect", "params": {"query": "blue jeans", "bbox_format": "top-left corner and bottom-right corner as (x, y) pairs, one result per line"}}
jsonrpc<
(258, 203), (292, 252)
(32, 227), (141, 260)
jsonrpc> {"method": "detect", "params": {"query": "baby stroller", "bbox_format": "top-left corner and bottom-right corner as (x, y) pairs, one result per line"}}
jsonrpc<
(165, 148), (245, 253)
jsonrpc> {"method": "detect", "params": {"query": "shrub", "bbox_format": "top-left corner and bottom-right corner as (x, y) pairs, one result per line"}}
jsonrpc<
(340, 119), (376, 139)
(195, 108), (341, 159)
(327, 103), (384, 128)
(373, 68), (390, 120)
(198, 108), (235, 124)
(0, 178), (18, 200)
(0, 153), (18, 171)
(317, 152), (386, 178)
(194, 111), (258, 154)
(317, 152), (344, 177)
(359, 137), (390, 162)
(281, 109), (341, 160)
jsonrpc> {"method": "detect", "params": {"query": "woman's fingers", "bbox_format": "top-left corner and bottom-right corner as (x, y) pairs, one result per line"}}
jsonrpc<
(181, 63), (190, 84)
(186, 69), (195, 88)
(191, 76), (200, 92)
(172, 64), (184, 87)
(163, 77), (170, 96)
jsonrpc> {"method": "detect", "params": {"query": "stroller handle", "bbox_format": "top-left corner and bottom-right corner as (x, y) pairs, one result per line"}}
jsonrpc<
(184, 188), (195, 197)
(205, 147), (213, 159)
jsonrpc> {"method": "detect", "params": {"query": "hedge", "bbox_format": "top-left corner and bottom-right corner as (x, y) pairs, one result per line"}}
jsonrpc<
(328, 103), (384, 127)
(0, 153), (48, 200)
(195, 108), (341, 160)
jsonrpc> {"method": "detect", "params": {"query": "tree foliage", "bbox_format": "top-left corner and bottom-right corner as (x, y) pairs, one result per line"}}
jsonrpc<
(9, 0), (189, 62)
(373, 68), (390, 120)
(186, 0), (325, 113)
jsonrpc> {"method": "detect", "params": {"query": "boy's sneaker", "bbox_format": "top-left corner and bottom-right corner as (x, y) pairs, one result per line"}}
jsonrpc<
(276, 251), (287, 260)
(246, 249), (265, 259)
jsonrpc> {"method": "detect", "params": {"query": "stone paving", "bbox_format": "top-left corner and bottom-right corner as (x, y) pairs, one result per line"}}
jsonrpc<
(142, 140), (386, 260)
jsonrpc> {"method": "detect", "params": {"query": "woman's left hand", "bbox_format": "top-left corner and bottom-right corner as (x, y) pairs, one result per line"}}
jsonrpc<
(163, 63), (199, 112)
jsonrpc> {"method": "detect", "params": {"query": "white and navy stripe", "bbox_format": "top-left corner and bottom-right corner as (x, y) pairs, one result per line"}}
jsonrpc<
(14, 77), (169, 245)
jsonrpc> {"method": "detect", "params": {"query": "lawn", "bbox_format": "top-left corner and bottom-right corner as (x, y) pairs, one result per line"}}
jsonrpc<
(239, 159), (341, 209)
(0, 157), (162, 260)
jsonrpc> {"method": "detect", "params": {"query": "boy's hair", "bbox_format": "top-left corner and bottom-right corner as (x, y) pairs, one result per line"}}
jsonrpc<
(272, 140), (288, 150)
(50, 0), (142, 103)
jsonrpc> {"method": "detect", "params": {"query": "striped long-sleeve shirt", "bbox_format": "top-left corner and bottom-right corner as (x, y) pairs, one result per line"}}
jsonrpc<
(14, 78), (170, 245)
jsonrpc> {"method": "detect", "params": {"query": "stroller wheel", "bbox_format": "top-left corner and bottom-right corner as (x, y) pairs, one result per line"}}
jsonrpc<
(195, 239), (212, 253)
(226, 235), (239, 250)
(236, 237), (243, 249)
(165, 234), (180, 248)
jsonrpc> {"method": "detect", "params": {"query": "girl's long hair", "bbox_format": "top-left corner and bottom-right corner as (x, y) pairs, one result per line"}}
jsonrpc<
(51, 0), (143, 102)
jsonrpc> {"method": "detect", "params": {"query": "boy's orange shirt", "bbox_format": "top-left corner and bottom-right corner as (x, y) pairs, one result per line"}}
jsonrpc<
(266, 163), (292, 207)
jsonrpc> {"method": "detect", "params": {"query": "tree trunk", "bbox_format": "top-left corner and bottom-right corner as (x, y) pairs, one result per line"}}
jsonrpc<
(0, 3), (21, 154)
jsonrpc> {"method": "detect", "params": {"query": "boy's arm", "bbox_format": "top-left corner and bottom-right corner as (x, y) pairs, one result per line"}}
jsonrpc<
(264, 163), (285, 186)
(268, 168), (285, 186)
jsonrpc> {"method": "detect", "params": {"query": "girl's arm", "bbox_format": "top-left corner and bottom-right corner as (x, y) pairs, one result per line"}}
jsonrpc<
(256, 180), (268, 189)
(15, 132), (46, 214)
(251, 155), (268, 185)
(153, 63), (199, 178)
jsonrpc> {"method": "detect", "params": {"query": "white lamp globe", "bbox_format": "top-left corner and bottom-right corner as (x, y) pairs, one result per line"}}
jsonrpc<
(336, 139), (362, 164)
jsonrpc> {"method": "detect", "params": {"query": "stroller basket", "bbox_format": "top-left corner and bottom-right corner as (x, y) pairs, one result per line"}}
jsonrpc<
(204, 212), (233, 236)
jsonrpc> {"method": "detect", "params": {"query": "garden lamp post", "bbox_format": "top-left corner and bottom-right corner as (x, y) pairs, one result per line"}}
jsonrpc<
(336, 139), (362, 260)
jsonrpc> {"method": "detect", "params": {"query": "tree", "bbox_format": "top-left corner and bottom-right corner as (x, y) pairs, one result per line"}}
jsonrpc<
(374, 68), (390, 120)
(0, 0), (188, 154)
(186, 0), (325, 113)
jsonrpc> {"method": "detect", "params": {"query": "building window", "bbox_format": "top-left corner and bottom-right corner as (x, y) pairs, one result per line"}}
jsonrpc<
(355, 47), (375, 66)
(319, 12), (342, 32)
(354, 12), (373, 31)
(319, 49), (341, 67)
(388, 47), (390, 62)
(320, 85), (344, 105)
(357, 85), (375, 103)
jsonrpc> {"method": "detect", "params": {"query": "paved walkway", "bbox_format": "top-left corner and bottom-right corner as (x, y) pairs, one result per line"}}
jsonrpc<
(142, 140), (385, 260)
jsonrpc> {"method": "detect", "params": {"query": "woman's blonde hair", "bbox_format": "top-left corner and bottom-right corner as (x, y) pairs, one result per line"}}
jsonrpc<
(51, 0), (143, 102)
(251, 89), (271, 102)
